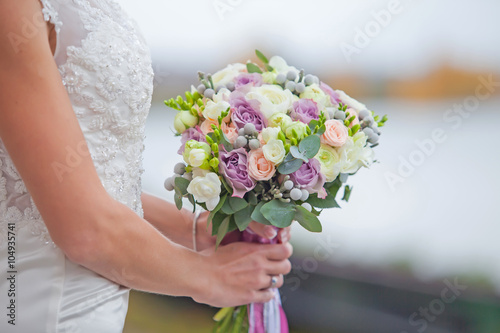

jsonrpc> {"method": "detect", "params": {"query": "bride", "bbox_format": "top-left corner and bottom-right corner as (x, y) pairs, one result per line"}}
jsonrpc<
(0, 0), (292, 332)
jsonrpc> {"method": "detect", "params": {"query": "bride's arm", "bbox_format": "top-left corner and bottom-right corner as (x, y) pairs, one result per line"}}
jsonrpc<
(0, 0), (291, 307)
(141, 193), (292, 251)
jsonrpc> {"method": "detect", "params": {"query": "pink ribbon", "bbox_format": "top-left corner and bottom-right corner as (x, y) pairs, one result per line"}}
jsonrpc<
(242, 229), (289, 333)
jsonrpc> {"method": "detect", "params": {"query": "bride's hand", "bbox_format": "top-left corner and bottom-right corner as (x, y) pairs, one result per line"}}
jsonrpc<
(195, 241), (293, 307)
(194, 213), (292, 251)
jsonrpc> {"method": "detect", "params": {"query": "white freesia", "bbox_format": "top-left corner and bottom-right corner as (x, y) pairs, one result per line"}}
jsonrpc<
(262, 72), (276, 84)
(202, 100), (230, 122)
(188, 148), (208, 168)
(335, 90), (367, 112)
(212, 63), (246, 87)
(268, 113), (292, 130)
(338, 133), (375, 174)
(262, 139), (286, 164)
(261, 126), (281, 143)
(300, 84), (331, 110)
(192, 167), (210, 178)
(246, 85), (294, 119)
(187, 172), (221, 211)
(269, 56), (300, 76)
(212, 88), (231, 103)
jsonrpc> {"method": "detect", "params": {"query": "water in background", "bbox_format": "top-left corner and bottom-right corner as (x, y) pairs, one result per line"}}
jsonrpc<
(142, 97), (500, 290)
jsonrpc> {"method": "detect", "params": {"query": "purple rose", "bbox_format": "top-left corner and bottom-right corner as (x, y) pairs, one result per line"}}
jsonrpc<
(320, 82), (340, 105)
(219, 148), (256, 198)
(229, 92), (267, 131)
(289, 158), (326, 196)
(177, 126), (206, 154)
(234, 73), (263, 89)
(290, 99), (320, 124)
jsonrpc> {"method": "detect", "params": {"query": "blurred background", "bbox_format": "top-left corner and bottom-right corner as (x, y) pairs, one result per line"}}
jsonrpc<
(120, 0), (500, 332)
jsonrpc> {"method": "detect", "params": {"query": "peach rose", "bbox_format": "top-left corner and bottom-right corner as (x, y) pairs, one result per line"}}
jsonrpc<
(346, 108), (359, 128)
(200, 119), (218, 135)
(248, 148), (275, 181)
(321, 119), (348, 147)
(221, 121), (238, 144)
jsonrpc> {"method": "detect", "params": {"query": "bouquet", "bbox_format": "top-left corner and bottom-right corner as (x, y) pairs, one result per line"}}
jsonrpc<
(164, 50), (387, 332)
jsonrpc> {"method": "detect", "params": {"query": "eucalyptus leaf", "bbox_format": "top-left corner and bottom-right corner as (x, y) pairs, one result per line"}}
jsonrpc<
(246, 191), (258, 206)
(211, 211), (228, 236)
(174, 177), (190, 196)
(229, 197), (248, 212)
(234, 205), (254, 231)
(174, 194), (183, 210)
(246, 63), (262, 74)
(294, 206), (322, 232)
(188, 194), (196, 213)
(277, 158), (303, 174)
(255, 50), (269, 64)
(289, 146), (303, 159)
(250, 201), (272, 225)
(261, 200), (295, 228)
(316, 125), (326, 136)
(306, 193), (340, 209)
(220, 133), (233, 152)
(215, 216), (231, 248)
(299, 135), (321, 159)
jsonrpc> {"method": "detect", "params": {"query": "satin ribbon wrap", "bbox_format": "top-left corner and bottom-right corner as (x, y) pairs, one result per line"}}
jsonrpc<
(242, 229), (289, 333)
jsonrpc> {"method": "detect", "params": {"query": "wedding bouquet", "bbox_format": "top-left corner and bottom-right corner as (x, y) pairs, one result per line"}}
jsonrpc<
(164, 50), (387, 332)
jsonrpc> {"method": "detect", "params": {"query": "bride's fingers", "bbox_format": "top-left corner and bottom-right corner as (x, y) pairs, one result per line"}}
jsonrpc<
(248, 221), (278, 239)
(278, 227), (291, 243)
(261, 243), (293, 261)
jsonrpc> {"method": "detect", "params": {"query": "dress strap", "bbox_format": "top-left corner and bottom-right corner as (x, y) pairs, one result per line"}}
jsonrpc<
(39, 0), (63, 33)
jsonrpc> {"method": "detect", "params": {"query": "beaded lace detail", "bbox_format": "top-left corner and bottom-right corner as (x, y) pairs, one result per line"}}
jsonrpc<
(0, 0), (154, 247)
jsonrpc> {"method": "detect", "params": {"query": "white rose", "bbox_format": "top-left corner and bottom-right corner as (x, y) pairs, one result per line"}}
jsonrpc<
(315, 144), (341, 182)
(187, 172), (221, 211)
(338, 133), (374, 174)
(212, 63), (246, 87)
(202, 100), (230, 122)
(261, 126), (281, 143)
(335, 90), (367, 112)
(262, 139), (286, 165)
(188, 148), (209, 168)
(269, 56), (300, 77)
(213, 88), (231, 103)
(246, 85), (294, 119)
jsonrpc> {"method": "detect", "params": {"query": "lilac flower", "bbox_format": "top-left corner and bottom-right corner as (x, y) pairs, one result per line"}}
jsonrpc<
(290, 99), (319, 124)
(234, 73), (263, 89)
(289, 158), (326, 196)
(229, 92), (267, 131)
(219, 148), (256, 198)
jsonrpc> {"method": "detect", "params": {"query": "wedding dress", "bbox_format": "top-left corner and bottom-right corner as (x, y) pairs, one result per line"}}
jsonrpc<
(0, 0), (153, 331)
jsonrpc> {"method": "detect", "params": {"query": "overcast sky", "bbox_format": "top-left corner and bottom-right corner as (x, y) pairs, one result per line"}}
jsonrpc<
(119, 0), (500, 78)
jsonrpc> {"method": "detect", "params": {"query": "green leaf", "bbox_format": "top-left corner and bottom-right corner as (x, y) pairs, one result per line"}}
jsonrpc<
(294, 206), (322, 232)
(277, 158), (303, 175)
(234, 205), (253, 231)
(306, 193), (340, 209)
(208, 194), (227, 226)
(246, 63), (263, 74)
(174, 177), (190, 196)
(255, 50), (269, 64)
(246, 191), (258, 206)
(221, 196), (248, 214)
(174, 194), (183, 210)
(290, 146), (308, 162)
(342, 185), (352, 202)
(215, 216), (231, 248)
(299, 135), (321, 159)
(188, 194), (196, 213)
(261, 200), (295, 228)
(265, 64), (274, 72)
(250, 201), (272, 225)
(211, 211), (228, 236)
(213, 307), (233, 322)
(316, 124), (326, 136)
(232, 306), (247, 333)
(308, 120), (319, 131)
(324, 178), (342, 195)
(220, 133), (233, 152)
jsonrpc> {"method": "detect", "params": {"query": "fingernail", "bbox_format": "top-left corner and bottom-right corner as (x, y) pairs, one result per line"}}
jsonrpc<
(265, 226), (277, 239)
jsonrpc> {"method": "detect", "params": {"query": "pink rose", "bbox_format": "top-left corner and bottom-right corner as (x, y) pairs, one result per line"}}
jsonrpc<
(321, 120), (348, 147)
(248, 148), (275, 181)
(221, 121), (238, 144)
(346, 108), (359, 128)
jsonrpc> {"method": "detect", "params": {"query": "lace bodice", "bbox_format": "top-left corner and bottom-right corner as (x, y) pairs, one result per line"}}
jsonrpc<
(0, 0), (154, 247)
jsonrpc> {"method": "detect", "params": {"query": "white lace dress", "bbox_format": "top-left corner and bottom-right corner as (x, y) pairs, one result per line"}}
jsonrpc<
(0, 1), (153, 332)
